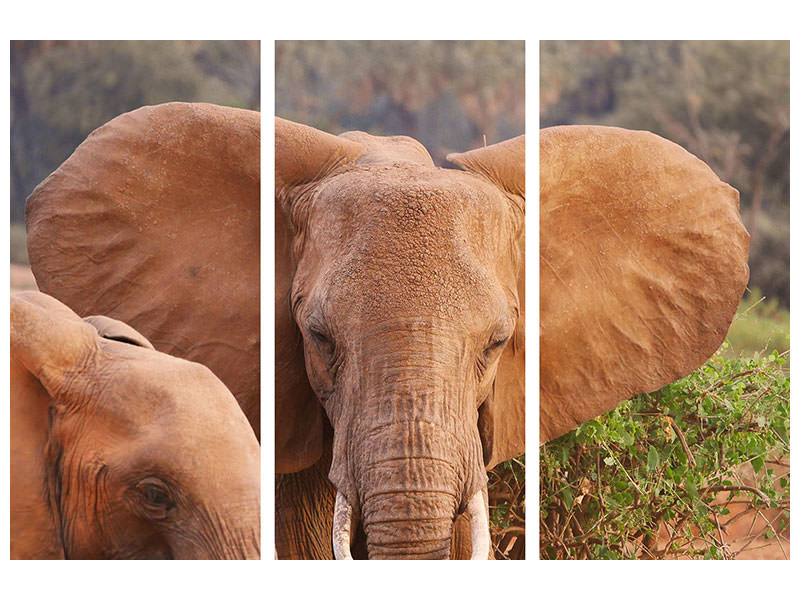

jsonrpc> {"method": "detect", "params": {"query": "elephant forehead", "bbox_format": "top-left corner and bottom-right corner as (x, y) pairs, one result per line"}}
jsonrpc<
(95, 356), (257, 479)
(313, 164), (507, 237)
(102, 351), (242, 427)
(307, 167), (512, 319)
(328, 251), (500, 322)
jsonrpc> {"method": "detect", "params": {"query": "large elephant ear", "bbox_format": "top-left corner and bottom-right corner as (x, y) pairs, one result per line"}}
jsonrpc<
(449, 135), (526, 469)
(275, 117), (364, 473)
(26, 102), (261, 437)
(539, 125), (750, 443)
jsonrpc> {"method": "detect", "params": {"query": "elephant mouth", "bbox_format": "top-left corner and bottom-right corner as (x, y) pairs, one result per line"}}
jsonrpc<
(331, 489), (491, 560)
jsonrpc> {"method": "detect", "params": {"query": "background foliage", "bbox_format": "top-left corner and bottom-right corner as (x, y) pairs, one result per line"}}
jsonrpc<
(276, 40), (525, 166)
(541, 40), (789, 307)
(10, 40), (260, 229)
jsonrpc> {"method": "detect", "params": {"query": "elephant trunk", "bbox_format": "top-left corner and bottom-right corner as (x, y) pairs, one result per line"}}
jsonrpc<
(362, 486), (456, 559)
(357, 486), (491, 560)
(332, 418), (487, 560)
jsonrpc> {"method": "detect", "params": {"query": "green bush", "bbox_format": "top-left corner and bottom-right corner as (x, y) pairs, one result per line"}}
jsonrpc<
(540, 347), (790, 559)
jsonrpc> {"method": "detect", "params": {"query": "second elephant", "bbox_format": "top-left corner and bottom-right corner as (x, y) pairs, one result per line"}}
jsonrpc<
(11, 291), (260, 559)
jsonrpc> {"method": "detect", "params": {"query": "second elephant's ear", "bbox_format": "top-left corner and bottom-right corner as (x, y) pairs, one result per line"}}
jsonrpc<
(26, 102), (261, 437)
(11, 291), (97, 386)
(539, 126), (750, 443)
(274, 117), (364, 473)
(11, 291), (99, 559)
(450, 135), (526, 469)
(83, 315), (155, 350)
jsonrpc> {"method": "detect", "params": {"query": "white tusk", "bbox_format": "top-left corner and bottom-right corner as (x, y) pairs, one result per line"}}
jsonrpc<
(466, 489), (491, 560)
(332, 491), (354, 560)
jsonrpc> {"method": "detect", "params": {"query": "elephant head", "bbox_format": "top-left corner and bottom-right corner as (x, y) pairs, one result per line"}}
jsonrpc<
(275, 117), (525, 559)
(25, 102), (261, 438)
(11, 291), (260, 559)
(539, 125), (750, 443)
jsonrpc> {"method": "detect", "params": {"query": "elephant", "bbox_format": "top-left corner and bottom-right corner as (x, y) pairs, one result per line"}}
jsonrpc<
(10, 290), (260, 559)
(539, 125), (750, 443)
(275, 117), (525, 559)
(25, 102), (261, 439)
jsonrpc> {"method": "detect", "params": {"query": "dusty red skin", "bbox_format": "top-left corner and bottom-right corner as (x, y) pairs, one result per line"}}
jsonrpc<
(539, 126), (750, 443)
(276, 117), (525, 559)
(11, 291), (260, 559)
(26, 102), (261, 438)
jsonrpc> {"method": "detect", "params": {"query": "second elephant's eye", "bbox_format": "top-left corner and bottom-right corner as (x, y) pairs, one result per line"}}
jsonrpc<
(136, 477), (175, 519)
(143, 485), (170, 505)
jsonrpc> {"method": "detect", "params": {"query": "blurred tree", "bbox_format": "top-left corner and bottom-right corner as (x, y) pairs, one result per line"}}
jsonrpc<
(10, 40), (260, 224)
(541, 40), (789, 306)
(276, 40), (525, 165)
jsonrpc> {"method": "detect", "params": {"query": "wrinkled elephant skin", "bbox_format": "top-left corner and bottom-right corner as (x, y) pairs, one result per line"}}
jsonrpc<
(11, 291), (260, 559)
(275, 118), (525, 559)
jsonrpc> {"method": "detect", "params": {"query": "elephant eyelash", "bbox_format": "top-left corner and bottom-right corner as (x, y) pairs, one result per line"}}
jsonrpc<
(308, 327), (336, 358)
(309, 326), (344, 374)
(477, 336), (509, 379)
(309, 328), (331, 345)
(484, 336), (509, 356)
(142, 485), (171, 506)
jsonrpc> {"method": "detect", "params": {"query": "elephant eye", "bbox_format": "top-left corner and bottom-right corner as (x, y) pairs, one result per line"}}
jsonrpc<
(143, 485), (169, 505)
(308, 326), (334, 351)
(136, 477), (174, 518)
(484, 335), (509, 357)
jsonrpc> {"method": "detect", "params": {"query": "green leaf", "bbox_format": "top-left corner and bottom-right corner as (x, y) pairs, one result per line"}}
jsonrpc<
(647, 445), (660, 471)
(751, 456), (765, 473)
(686, 480), (698, 500)
(561, 487), (574, 511)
